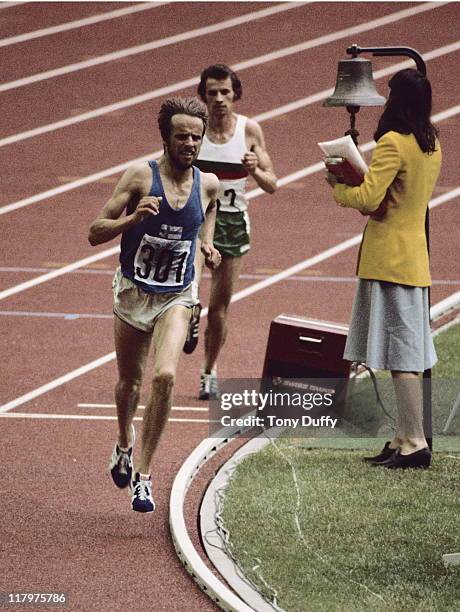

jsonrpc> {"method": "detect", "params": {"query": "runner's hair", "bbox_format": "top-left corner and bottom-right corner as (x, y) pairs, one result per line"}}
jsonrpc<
(158, 96), (208, 142)
(197, 64), (242, 101)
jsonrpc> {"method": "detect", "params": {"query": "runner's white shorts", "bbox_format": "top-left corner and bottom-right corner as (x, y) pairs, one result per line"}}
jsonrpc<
(112, 267), (198, 333)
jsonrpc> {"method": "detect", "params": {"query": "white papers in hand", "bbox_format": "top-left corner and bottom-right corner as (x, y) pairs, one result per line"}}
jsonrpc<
(318, 134), (369, 174)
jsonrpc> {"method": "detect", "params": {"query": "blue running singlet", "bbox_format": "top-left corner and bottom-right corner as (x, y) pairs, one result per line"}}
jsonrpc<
(119, 161), (204, 294)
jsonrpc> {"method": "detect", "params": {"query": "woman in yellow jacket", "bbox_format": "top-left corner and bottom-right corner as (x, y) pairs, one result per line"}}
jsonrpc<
(326, 68), (442, 469)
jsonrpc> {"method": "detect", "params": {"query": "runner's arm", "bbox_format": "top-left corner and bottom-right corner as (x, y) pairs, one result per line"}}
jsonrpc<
(88, 164), (160, 246)
(242, 119), (277, 194)
(200, 174), (221, 270)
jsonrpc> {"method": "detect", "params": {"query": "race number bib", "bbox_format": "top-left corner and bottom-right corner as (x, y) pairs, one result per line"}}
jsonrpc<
(134, 235), (191, 287)
(218, 178), (248, 213)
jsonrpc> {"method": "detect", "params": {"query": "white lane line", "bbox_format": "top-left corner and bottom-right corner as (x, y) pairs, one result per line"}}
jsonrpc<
(429, 187), (460, 210)
(253, 41), (460, 124)
(0, 266), (117, 274)
(0, 412), (214, 423)
(3, 273), (460, 321)
(0, 246), (120, 301)
(1, 40), (458, 217)
(78, 403), (209, 412)
(0, 103), (459, 302)
(0, 353), (116, 413)
(0, 2), (26, 8)
(0, 155), (155, 214)
(1, 186), (459, 415)
(229, 186), (460, 306)
(2, 267), (460, 285)
(431, 291), (460, 320)
(244, 103), (460, 200)
(0, 310), (113, 319)
(0, 2), (169, 48)
(0, 2), (448, 149)
(0, 2), (306, 92)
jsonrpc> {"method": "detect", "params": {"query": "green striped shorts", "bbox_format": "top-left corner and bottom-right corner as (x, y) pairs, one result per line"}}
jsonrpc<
(214, 210), (251, 258)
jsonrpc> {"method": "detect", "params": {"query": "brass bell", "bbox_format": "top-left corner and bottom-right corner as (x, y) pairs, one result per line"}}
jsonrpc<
(324, 57), (386, 107)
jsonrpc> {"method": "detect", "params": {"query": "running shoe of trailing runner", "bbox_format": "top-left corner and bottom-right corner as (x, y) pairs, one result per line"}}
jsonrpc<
(109, 424), (135, 489)
(183, 302), (202, 354)
(198, 369), (219, 400)
(131, 472), (155, 513)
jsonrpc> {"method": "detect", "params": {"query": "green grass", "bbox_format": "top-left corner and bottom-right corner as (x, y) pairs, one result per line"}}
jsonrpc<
(220, 322), (460, 611)
(221, 446), (460, 612)
(434, 321), (460, 378)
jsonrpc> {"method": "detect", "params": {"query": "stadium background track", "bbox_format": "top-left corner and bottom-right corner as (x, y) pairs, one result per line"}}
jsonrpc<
(0, 2), (459, 610)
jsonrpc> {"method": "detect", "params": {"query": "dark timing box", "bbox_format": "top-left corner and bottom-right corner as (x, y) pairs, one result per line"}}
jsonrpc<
(261, 314), (351, 417)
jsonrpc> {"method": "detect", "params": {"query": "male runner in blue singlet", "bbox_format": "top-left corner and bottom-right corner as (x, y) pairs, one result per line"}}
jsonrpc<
(88, 97), (221, 513)
(189, 64), (277, 400)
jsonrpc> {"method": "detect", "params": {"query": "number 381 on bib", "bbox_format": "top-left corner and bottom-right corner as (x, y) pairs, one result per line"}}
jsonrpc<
(134, 234), (191, 287)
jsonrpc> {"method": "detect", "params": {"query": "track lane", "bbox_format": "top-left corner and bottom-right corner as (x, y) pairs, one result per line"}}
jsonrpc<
(0, 1), (315, 130)
(1, 193), (457, 406)
(1, 2), (447, 136)
(0, 2), (306, 84)
(4, 11), (457, 153)
(0, 418), (217, 611)
(0, 2), (131, 37)
(1, 38), (459, 215)
(0, 75), (458, 282)
(1, 5), (459, 610)
(0, 2), (170, 49)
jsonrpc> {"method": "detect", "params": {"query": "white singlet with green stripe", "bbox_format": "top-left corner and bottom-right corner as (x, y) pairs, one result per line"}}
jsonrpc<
(195, 114), (249, 213)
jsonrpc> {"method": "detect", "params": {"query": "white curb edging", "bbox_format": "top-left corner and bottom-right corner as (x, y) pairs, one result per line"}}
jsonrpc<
(443, 553), (460, 566)
(431, 290), (460, 321)
(200, 429), (286, 612)
(169, 427), (255, 612)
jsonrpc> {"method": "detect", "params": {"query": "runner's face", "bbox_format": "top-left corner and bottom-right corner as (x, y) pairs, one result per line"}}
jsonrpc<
(204, 77), (235, 116)
(166, 114), (204, 170)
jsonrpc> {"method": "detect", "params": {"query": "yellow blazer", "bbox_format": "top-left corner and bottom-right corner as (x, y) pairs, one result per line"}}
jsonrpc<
(333, 131), (442, 287)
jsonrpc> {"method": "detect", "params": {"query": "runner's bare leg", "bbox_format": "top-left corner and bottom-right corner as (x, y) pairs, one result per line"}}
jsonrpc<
(114, 317), (152, 448)
(137, 305), (190, 474)
(204, 256), (242, 373)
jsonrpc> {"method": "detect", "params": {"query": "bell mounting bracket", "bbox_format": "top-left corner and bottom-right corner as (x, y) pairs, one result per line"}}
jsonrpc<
(346, 44), (427, 76)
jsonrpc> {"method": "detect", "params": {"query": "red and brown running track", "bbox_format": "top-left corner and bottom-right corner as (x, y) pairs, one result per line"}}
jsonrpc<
(1, 3), (459, 610)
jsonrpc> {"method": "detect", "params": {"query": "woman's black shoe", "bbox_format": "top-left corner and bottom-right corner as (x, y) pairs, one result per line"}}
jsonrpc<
(363, 441), (396, 464)
(377, 447), (431, 470)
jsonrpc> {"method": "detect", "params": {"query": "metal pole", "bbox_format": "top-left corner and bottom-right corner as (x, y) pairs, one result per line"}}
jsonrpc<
(345, 105), (360, 145)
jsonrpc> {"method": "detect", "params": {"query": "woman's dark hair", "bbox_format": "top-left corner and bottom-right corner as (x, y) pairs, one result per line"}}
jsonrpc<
(197, 64), (242, 101)
(157, 96), (208, 142)
(374, 68), (438, 153)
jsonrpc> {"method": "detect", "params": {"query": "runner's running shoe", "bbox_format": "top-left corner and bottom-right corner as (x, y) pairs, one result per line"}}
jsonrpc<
(109, 424), (135, 489)
(183, 303), (202, 354)
(198, 369), (219, 400)
(131, 472), (155, 513)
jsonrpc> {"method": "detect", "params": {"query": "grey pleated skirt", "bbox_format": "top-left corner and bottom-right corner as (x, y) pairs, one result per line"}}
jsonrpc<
(343, 279), (437, 372)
